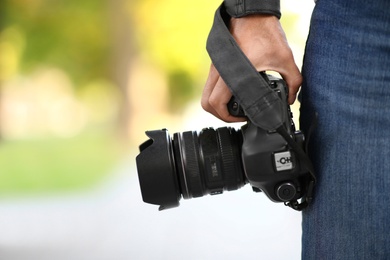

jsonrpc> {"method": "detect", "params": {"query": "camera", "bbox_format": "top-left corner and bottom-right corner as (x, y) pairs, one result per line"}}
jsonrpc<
(136, 74), (314, 211)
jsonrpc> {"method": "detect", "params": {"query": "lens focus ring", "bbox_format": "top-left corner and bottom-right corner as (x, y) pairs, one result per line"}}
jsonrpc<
(180, 131), (204, 198)
(217, 127), (243, 191)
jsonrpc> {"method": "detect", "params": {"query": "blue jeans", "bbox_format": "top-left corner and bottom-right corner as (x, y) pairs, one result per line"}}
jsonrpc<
(299, 0), (390, 259)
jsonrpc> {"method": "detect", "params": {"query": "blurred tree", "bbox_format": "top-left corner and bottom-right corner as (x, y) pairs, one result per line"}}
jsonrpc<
(0, 0), (139, 138)
(130, 0), (219, 112)
(108, 0), (136, 138)
(1, 0), (110, 86)
(167, 70), (194, 112)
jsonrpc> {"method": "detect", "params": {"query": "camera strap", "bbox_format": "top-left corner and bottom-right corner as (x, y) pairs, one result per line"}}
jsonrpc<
(206, 3), (285, 132)
(276, 125), (316, 210)
(206, 3), (316, 210)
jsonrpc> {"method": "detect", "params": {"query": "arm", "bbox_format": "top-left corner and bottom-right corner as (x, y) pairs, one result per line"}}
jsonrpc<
(201, 1), (302, 122)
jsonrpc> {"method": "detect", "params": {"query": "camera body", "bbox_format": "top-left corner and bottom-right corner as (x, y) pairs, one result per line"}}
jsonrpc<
(231, 75), (307, 203)
(136, 75), (311, 210)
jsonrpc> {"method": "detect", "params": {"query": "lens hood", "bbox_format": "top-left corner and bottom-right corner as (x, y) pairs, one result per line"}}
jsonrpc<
(136, 129), (181, 210)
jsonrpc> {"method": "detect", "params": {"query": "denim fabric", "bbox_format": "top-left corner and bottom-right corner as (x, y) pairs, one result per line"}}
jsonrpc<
(299, 0), (390, 259)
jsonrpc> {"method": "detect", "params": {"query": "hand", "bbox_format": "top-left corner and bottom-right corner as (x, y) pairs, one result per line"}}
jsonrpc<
(201, 14), (302, 122)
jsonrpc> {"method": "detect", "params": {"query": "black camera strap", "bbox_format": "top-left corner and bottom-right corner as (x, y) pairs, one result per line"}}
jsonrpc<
(206, 3), (316, 210)
(276, 125), (316, 210)
(206, 4), (285, 132)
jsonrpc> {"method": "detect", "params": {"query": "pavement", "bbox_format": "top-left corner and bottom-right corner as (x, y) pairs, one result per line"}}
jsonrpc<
(0, 157), (302, 260)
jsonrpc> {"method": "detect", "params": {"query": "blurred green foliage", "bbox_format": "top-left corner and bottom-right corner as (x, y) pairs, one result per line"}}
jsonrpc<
(167, 70), (195, 111)
(130, 0), (220, 111)
(0, 0), (119, 196)
(0, 131), (122, 196)
(1, 0), (110, 85)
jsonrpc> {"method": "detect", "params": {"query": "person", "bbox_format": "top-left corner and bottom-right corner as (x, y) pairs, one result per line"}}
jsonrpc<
(201, 0), (390, 259)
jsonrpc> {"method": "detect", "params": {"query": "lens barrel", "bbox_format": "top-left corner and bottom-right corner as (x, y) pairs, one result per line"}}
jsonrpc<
(136, 127), (246, 210)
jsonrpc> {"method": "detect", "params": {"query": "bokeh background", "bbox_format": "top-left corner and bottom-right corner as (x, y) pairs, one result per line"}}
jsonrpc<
(0, 0), (314, 259)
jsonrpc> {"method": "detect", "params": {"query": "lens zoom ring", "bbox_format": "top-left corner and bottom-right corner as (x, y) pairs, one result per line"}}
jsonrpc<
(217, 127), (242, 191)
(182, 131), (204, 198)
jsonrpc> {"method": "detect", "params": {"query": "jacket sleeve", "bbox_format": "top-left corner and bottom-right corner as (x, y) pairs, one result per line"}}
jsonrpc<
(224, 0), (281, 19)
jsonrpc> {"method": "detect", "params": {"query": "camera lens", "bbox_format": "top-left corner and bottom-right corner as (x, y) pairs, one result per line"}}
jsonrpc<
(136, 127), (246, 210)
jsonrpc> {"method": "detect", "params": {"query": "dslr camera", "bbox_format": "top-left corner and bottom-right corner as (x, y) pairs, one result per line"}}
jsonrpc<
(136, 74), (314, 211)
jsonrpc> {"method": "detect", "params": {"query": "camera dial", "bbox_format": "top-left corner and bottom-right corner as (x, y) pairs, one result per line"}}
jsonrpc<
(276, 182), (297, 201)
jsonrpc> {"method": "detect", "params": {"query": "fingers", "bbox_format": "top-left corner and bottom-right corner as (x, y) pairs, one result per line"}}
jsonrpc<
(286, 72), (303, 105)
(209, 77), (246, 122)
(278, 56), (302, 105)
(201, 64), (220, 117)
(201, 64), (246, 122)
(202, 61), (300, 123)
